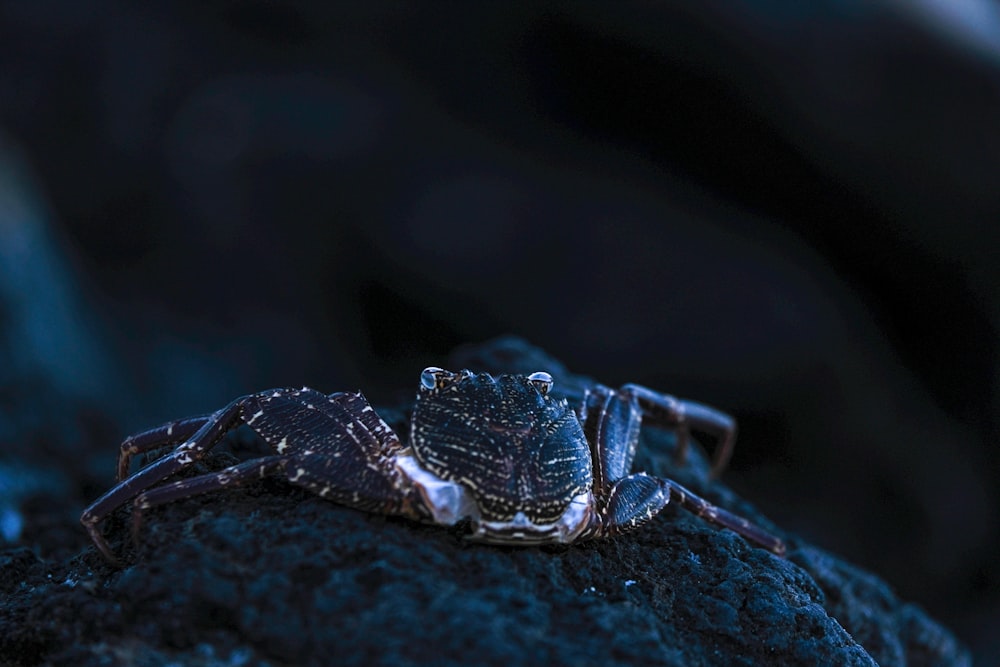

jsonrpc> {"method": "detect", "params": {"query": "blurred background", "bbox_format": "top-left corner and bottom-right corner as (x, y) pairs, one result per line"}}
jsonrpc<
(1, 0), (998, 661)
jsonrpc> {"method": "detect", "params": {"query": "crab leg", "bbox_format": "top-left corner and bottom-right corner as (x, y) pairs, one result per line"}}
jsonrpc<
(80, 399), (246, 563)
(623, 384), (737, 478)
(579, 386), (641, 486)
(662, 479), (785, 556)
(117, 415), (212, 481)
(583, 386), (783, 554)
(597, 473), (785, 555)
(130, 455), (291, 542)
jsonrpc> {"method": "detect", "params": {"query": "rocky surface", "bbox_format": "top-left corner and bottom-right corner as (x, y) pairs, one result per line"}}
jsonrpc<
(1, 2), (998, 658)
(0, 338), (970, 666)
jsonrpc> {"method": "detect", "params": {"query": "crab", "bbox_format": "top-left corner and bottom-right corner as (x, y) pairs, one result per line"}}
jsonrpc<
(81, 367), (785, 563)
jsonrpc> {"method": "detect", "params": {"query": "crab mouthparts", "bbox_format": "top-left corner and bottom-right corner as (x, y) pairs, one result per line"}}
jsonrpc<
(394, 453), (592, 543)
(473, 496), (591, 544)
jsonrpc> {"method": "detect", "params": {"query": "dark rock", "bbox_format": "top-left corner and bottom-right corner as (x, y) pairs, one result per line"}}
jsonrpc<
(2, 6), (997, 655)
(0, 338), (969, 666)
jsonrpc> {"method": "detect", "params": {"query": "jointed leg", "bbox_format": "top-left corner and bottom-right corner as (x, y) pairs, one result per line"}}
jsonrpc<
(593, 472), (668, 536)
(581, 386), (782, 554)
(117, 415), (212, 481)
(593, 473), (785, 555)
(662, 478), (785, 556)
(622, 384), (737, 478)
(81, 399), (247, 563)
(130, 455), (291, 543)
(578, 387), (641, 486)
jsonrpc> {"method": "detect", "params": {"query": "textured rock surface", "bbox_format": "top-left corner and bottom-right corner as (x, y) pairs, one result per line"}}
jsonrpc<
(2, 2), (998, 658)
(0, 338), (969, 666)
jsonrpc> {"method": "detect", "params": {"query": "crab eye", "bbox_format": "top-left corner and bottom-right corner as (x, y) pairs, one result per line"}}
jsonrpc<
(420, 366), (452, 390)
(528, 371), (554, 395)
(420, 367), (443, 389)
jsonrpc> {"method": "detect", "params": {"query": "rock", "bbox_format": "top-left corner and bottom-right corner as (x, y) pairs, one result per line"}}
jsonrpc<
(0, 338), (969, 666)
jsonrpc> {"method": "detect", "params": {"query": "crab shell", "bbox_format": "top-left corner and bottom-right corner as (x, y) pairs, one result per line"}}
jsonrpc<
(398, 369), (594, 543)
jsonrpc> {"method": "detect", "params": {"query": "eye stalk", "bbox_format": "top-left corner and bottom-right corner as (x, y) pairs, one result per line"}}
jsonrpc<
(527, 371), (554, 395)
(420, 367), (456, 390)
(420, 367), (445, 390)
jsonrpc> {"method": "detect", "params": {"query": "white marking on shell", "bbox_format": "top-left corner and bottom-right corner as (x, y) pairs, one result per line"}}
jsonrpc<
(247, 409), (264, 424)
(276, 436), (289, 453)
(290, 467), (306, 482)
(167, 424), (174, 436)
(175, 442), (196, 465)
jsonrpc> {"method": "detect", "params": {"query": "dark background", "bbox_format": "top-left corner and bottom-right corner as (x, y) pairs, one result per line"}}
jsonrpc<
(1, 1), (998, 662)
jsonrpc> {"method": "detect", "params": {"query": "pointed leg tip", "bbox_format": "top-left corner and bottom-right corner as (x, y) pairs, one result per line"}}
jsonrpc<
(771, 537), (788, 558)
(83, 523), (124, 567)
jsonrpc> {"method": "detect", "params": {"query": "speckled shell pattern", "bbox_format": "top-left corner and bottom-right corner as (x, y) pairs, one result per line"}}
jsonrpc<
(409, 372), (592, 523)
